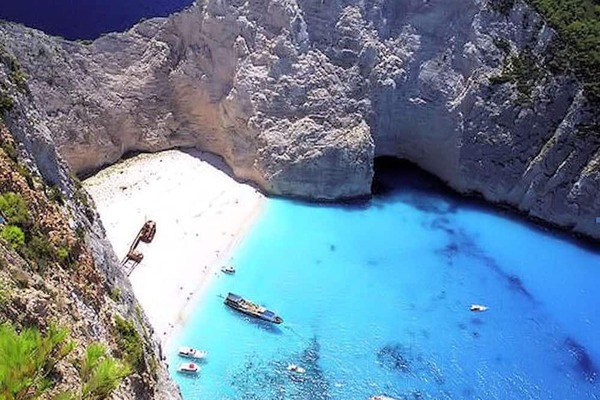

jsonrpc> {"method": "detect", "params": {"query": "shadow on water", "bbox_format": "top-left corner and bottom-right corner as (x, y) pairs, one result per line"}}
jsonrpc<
(376, 342), (446, 386)
(429, 216), (535, 301)
(229, 336), (331, 400)
(564, 337), (598, 383)
(373, 157), (600, 253)
(373, 157), (461, 215)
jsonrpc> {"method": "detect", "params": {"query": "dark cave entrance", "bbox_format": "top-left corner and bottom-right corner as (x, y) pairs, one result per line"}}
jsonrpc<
(371, 156), (457, 199)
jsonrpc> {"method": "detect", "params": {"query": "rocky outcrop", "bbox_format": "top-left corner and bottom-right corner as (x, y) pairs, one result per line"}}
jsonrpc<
(0, 116), (180, 396)
(0, 0), (598, 238)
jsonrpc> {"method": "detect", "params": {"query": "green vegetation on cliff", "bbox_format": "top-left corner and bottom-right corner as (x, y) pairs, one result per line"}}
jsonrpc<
(490, 0), (600, 101)
(0, 323), (75, 399)
(0, 323), (130, 400)
(523, 0), (600, 100)
(490, 0), (516, 15)
(78, 343), (130, 399)
(113, 316), (145, 373)
(0, 123), (162, 398)
(529, 0), (600, 100)
(0, 42), (27, 117)
(1, 225), (25, 249)
(0, 192), (28, 225)
(0, 191), (74, 269)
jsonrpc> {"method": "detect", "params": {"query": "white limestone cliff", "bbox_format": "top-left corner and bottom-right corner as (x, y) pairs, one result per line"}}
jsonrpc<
(0, 0), (598, 238)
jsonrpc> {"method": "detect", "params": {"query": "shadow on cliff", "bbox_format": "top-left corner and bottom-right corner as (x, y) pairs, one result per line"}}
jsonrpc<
(179, 147), (267, 193)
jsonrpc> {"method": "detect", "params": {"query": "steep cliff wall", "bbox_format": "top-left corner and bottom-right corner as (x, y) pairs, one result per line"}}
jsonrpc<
(0, 56), (180, 397)
(0, 0), (597, 239)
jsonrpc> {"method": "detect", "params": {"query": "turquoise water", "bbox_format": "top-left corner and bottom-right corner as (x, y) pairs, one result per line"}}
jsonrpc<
(169, 167), (600, 399)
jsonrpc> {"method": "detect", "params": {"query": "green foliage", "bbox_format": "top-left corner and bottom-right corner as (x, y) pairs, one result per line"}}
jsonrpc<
(80, 343), (106, 381)
(0, 192), (29, 226)
(48, 185), (65, 205)
(75, 225), (85, 241)
(80, 344), (130, 400)
(8, 69), (27, 91)
(0, 278), (11, 305)
(0, 90), (13, 116)
(23, 235), (55, 265)
(489, 0), (516, 15)
(493, 37), (512, 54)
(56, 245), (76, 268)
(109, 287), (121, 302)
(22, 236), (75, 271)
(56, 246), (69, 260)
(1, 225), (25, 249)
(0, 324), (128, 400)
(0, 46), (27, 93)
(73, 186), (95, 223)
(113, 316), (144, 372)
(148, 356), (158, 378)
(0, 139), (17, 161)
(53, 392), (79, 400)
(0, 323), (75, 399)
(527, 0), (600, 101)
(15, 164), (34, 189)
(490, 48), (542, 103)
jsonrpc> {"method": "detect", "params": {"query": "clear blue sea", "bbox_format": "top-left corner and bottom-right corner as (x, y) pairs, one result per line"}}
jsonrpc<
(169, 164), (600, 400)
(0, 0), (193, 40)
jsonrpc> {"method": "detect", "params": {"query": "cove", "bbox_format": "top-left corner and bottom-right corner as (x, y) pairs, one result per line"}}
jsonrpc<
(169, 162), (600, 399)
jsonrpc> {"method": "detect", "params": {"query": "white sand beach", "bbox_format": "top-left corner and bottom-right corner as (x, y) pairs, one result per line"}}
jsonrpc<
(84, 149), (265, 344)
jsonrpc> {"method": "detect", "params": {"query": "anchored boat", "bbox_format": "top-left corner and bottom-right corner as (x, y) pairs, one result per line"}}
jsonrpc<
(221, 266), (236, 274)
(177, 362), (200, 374)
(178, 346), (207, 360)
(224, 292), (283, 324)
(470, 304), (488, 312)
(287, 364), (306, 373)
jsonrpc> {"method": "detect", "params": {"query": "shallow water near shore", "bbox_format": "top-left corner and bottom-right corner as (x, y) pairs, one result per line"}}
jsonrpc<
(169, 166), (600, 399)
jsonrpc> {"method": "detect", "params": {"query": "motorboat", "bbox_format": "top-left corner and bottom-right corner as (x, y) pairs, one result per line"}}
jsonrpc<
(178, 346), (207, 360)
(369, 396), (399, 400)
(470, 304), (488, 312)
(224, 292), (283, 324)
(221, 266), (236, 274)
(287, 364), (306, 373)
(177, 362), (200, 374)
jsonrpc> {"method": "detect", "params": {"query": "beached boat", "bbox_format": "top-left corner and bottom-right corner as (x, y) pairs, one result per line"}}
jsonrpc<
(177, 362), (200, 374)
(178, 347), (207, 360)
(224, 292), (283, 324)
(221, 266), (236, 274)
(470, 304), (488, 312)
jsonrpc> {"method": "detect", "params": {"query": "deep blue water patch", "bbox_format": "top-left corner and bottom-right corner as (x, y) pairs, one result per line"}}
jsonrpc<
(169, 161), (600, 399)
(0, 0), (194, 40)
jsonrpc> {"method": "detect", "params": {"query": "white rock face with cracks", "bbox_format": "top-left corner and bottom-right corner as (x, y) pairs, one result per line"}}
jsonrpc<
(0, 0), (598, 239)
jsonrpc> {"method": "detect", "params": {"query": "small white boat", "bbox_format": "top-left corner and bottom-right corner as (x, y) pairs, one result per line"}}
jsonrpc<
(370, 396), (399, 400)
(287, 364), (306, 373)
(177, 362), (200, 374)
(178, 347), (207, 359)
(221, 266), (236, 274)
(470, 304), (488, 312)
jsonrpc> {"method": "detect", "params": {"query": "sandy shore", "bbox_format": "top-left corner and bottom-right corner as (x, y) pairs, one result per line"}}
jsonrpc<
(84, 149), (265, 344)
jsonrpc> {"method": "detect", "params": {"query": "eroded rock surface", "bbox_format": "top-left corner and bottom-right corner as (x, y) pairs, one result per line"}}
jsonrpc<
(0, 0), (598, 237)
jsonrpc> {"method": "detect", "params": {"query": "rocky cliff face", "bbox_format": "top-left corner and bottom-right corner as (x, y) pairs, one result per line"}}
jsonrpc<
(0, 92), (180, 397)
(0, 0), (598, 239)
